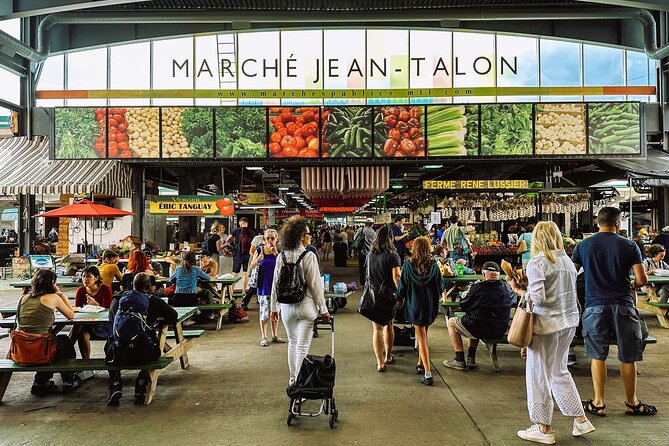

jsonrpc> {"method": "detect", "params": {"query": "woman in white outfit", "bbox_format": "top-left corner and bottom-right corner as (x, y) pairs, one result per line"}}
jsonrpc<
(510, 221), (595, 444)
(271, 216), (330, 386)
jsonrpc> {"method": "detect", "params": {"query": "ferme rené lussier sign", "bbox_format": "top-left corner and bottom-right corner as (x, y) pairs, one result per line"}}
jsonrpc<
(162, 29), (523, 89)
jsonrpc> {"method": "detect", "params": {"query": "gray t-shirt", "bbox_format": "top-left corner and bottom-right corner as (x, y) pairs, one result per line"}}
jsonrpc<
(355, 226), (376, 255)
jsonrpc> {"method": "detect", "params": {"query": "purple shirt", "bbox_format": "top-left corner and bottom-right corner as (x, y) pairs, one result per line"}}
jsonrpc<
(257, 247), (278, 296)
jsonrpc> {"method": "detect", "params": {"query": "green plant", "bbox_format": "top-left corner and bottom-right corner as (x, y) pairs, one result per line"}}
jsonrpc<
(215, 107), (266, 157)
(54, 108), (98, 158)
(480, 104), (532, 156)
(181, 108), (214, 157)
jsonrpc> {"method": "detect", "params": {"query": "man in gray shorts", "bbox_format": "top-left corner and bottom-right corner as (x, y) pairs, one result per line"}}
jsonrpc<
(572, 207), (657, 416)
(443, 261), (514, 371)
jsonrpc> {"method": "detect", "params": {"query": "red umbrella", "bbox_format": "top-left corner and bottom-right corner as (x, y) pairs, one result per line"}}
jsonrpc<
(35, 199), (134, 256)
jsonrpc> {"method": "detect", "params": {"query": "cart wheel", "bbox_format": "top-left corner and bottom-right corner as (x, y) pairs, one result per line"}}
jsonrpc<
(340, 297), (348, 308)
(327, 299), (339, 314)
(329, 413), (336, 429)
(287, 413), (294, 426)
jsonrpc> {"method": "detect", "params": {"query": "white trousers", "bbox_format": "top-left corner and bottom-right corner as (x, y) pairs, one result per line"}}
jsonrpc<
(526, 326), (585, 425)
(280, 299), (318, 385)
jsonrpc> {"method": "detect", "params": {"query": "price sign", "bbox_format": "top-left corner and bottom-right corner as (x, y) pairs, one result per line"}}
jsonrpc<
(430, 211), (442, 225)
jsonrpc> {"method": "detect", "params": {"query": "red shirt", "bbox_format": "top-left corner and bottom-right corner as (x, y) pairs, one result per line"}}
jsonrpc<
(75, 284), (113, 308)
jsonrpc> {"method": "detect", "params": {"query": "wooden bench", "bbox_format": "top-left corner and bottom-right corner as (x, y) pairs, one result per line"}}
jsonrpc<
(636, 287), (669, 328)
(196, 303), (232, 331)
(0, 357), (173, 405)
(0, 333), (8, 340)
(479, 336), (658, 373)
(165, 329), (204, 339)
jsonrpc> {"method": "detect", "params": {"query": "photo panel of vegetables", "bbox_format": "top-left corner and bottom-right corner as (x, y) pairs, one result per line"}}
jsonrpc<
(54, 108), (104, 159)
(215, 107), (266, 158)
(588, 103), (641, 155)
(161, 107), (213, 158)
(480, 104), (533, 156)
(426, 105), (479, 157)
(535, 104), (586, 155)
(374, 106), (425, 157)
(108, 107), (158, 159)
(322, 106), (372, 158)
(268, 107), (320, 158)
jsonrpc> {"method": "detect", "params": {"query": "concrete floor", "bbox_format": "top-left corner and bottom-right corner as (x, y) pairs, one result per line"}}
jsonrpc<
(0, 260), (668, 445)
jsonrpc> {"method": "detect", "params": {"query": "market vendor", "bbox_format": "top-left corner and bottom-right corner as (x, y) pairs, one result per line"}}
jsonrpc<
(392, 216), (410, 258)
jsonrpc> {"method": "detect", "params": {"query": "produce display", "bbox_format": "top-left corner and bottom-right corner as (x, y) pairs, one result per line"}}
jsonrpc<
(588, 102), (641, 155)
(161, 107), (213, 158)
(54, 108), (101, 159)
(121, 107), (158, 158)
(426, 105), (478, 156)
(215, 107), (266, 158)
(322, 107), (372, 157)
(374, 106), (425, 157)
(268, 107), (321, 158)
(480, 104), (533, 156)
(535, 103), (586, 155)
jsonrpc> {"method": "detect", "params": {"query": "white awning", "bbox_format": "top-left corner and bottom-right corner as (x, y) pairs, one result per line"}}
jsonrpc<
(0, 136), (132, 197)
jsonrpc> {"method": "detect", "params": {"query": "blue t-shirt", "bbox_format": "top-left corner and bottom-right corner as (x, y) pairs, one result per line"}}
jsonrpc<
(571, 232), (642, 307)
(391, 224), (405, 253)
(169, 265), (211, 293)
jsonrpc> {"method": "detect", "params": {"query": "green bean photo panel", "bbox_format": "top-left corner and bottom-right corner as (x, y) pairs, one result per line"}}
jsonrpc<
(588, 103), (641, 155)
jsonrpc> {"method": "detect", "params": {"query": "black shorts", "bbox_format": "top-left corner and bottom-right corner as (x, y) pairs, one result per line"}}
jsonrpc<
(233, 253), (250, 273)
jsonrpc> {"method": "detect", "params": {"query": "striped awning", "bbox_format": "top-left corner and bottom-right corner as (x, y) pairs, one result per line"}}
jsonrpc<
(0, 136), (132, 197)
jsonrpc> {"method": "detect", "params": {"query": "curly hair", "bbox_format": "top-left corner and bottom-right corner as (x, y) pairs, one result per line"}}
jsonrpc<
(127, 250), (150, 274)
(410, 237), (434, 276)
(30, 269), (57, 297)
(280, 216), (308, 250)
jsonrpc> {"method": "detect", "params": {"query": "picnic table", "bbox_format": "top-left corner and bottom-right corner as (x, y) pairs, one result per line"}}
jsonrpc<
(637, 275), (669, 328)
(9, 276), (171, 294)
(0, 306), (197, 404)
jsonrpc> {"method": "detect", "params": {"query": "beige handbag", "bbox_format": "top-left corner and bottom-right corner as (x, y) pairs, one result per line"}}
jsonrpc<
(508, 296), (534, 347)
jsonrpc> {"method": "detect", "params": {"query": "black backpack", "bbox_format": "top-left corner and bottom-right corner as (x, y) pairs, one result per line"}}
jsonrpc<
(351, 229), (368, 251)
(276, 251), (309, 304)
(105, 290), (160, 366)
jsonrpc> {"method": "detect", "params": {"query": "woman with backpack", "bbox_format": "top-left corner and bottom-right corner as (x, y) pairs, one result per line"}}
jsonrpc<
(70, 266), (113, 360)
(13, 269), (79, 395)
(270, 216), (330, 386)
(397, 237), (445, 386)
(249, 228), (285, 347)
(366, 225), (402, 372)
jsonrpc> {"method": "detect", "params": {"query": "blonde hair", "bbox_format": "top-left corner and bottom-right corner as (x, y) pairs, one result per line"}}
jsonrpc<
(530, 221), (564, 264)
(264, 228), (278, 239)
(210, 221), (221, 233)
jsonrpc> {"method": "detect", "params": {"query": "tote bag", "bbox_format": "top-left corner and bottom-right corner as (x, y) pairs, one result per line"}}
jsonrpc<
(508, 297), (534, 347)
(357, 254), (396, 326)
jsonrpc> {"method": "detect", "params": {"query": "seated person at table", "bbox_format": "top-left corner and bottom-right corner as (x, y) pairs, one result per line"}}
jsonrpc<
(443, 261), (514, 371)
(196, 252), (219, 305)
(69, 266), (113, 360)
(106, 273), (177, 406)
(169, 251), (212, 306)
(643, 244), (669, 303)
(97, 249), (123, 289)
(16, 269), (79, 395)
(120, 250), (156, 294)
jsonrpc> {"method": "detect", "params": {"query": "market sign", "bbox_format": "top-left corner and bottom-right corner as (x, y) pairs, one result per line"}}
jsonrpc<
(236, 192), (279, 206)
(148, 195), (234, 216)
(423, 180), (529, 190)
(275, 209), (324, 219)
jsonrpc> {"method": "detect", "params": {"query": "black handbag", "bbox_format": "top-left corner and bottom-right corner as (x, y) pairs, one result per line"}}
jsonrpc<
(357, 254), (396, 326)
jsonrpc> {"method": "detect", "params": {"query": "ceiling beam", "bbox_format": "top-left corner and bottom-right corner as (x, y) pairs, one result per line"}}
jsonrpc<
(1, 0), (142, 19)
(576, 0), (669, 12)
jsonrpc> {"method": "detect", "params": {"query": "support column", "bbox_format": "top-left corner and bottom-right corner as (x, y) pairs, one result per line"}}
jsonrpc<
(131, 165), (145, 241)
(177, 175), (197, 243)
(18, 194), (35, 256)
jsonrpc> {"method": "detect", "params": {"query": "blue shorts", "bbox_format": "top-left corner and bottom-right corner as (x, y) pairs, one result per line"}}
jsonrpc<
(232, 253), (250, 273)
(582, 304), (643, 363)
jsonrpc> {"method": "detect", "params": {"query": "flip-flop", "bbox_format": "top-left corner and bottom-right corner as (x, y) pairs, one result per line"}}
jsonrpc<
(384, 354), (396, 365)
(582, 399), (606, 417)
(376, 364), (386, 372)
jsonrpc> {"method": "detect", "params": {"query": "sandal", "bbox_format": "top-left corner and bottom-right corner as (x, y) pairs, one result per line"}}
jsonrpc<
(416, 365), (425, 375)
(376, 364), (386, 372)
(384, 354), (395, 365)
(582, 399), (606, 417)
(625, 400), (657, 416)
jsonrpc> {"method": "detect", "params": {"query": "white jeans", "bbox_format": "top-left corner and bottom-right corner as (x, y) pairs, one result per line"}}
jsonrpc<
(280, 299), (319, 385)
(526, 326), (585, 425)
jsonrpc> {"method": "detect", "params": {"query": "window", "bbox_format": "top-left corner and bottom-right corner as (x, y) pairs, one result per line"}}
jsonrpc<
(152, 37), (194, 106)
(497, 35), (538, 103)
(0, 67), (20, 105)
(540, 39), (581, 87)
(584, 44), (624, 101)
(66, 48), (107, 106)
(0, 18), (20, 40)
(110, 42), (150, 106)
(36, 55), (64, 107)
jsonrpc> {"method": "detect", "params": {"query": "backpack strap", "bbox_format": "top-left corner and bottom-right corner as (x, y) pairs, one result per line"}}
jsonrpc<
(295, 250), (309, 266)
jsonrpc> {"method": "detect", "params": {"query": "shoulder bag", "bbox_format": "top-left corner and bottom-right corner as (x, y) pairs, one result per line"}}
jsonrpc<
(9, 296), (58, 366)
(507, 296), (534, 348)
(516, 238), (528, 254)
(357, 253), (396, 326)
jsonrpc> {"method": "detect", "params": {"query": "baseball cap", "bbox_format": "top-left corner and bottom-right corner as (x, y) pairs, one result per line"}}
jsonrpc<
(364, 218), (374, 223)
(481, 261), (500, 273)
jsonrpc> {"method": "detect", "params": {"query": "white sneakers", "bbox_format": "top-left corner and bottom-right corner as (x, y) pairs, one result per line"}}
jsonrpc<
(516, 424), (556, 445)
(517, 419), (595, 444)
(572, 419), (596, 437)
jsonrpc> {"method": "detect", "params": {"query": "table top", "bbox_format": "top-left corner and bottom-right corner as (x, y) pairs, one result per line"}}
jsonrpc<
(0, 306), (197, 328)
(645, 274), (669, 284)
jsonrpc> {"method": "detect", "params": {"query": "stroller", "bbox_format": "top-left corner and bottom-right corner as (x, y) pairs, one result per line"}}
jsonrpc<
(286, 317), (339, 429)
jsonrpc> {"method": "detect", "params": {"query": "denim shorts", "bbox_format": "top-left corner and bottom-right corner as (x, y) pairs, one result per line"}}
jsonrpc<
(582, 304), (643, 363)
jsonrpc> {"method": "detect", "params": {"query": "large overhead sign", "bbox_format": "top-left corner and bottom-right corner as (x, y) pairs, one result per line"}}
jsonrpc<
(423, 180), (530, 190)
(149, 195), (234, 216)
(36, 29), (655, 100)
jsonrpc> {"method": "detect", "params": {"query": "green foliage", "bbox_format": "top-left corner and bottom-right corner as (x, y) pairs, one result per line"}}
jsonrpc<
(480, 104), (533, 156)
(55, 108), (98, 158)
(215, 107), (266, 157)
(181, 108), (214, 157)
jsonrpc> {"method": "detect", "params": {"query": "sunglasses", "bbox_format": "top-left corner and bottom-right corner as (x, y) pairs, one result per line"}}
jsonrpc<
(266, 237), (276, 240)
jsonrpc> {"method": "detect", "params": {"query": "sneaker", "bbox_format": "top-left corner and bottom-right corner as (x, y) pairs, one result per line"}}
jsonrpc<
(30, 381), (58, 396)
(241, 304), (249, 311)
(134, 379), (148, 404)
(443, 358), (467, 371)
(572, 419), (595, 437)
(419, 375), (434, 386)
(259, 338), (268, 347)
(466, 357), (478, 369)
(516, 424), (556, 445)
(61, 380), (80, 394)
(75, 370), (96, 381)
(567, 355), (578, 367)
(272, 336), (286, 344)
(107, 388), (122, 406)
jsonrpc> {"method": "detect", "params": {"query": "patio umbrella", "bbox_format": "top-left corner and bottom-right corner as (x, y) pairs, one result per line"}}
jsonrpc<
(34, 199), (134, 256)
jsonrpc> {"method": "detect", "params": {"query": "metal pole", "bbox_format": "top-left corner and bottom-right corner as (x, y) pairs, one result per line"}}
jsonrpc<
(629, 177), (634, 238)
